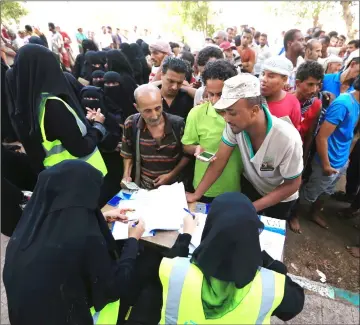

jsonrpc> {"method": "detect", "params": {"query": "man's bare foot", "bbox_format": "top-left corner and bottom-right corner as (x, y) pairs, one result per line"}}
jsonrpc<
(289, 216), (302, 234)
(346, 246), (360, 258)
(312, 214), (329, 229)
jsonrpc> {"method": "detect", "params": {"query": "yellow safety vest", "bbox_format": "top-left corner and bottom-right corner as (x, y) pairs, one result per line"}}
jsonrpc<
(39, 93), (107, 176)
(90, 301), (120, 324)
(160, 257), (286, 325)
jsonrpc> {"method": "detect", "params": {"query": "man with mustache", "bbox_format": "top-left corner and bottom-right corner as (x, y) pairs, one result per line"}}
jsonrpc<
(149, 40), (172, 82)
(159, 57), (194, 120)
(187, 74), (303, 222)
(121, 84), (190, 189)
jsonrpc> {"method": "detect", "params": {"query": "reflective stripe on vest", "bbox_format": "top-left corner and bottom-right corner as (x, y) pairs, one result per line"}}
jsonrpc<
(39, 93), (107, 176)
(90, 300), (119, 324)
(160, 257), (285, 324)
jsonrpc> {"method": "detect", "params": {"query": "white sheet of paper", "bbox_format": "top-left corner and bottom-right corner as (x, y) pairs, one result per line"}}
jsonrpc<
(259, 229), (285, 261)
(116, 182), (188, 234)
(112, 221), (155, 240)
(112, 221), (129, 240)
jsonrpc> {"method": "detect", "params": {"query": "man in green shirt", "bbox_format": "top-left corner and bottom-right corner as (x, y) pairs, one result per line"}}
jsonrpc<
(182, 60), (243, 202)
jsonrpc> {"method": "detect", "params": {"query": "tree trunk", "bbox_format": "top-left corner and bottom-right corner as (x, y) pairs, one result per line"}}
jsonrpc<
(313, 13), (320, 28)
(340, 1), (355, 40)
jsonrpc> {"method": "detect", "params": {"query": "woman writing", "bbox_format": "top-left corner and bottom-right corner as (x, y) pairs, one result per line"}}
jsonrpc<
(3, 160), (145, 325)
(114, 193), (305, 324)
(9, 44), (107, 176)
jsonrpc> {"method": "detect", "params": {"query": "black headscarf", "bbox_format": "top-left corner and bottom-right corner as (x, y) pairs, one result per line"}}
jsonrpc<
(80, 85), (108, 114)
(120, 43), (143, 84)
(73, 40), (99, 79)
(106, 49), (134, 77)
(1, 59), (17, 142)
(104, 71), (137, 120)
(82, 39), (99, 53)
(3, 160), (120, 325)
(10, 44), (86, 173)
(192, 192), (264, 289)
(28, 35), (45, 46)
(80, 86), (122, 151)
(130, 43), (150, 84)
(91, 69), (105, 88)
(83, 51), (105, 81)
(140, 41), (150, 57)
(63, 71), (84, 103)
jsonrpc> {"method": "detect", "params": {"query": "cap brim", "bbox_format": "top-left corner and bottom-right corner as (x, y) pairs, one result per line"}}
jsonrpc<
(213, 97), (239, 110)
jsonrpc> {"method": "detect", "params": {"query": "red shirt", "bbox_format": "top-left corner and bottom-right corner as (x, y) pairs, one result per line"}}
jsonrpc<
(267, 92), (301, 131)
(59, 31), (71, 49)
(299, 98), (322, 141)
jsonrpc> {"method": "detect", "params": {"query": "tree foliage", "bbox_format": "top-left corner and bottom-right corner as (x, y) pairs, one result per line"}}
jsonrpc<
(167, 1), (219, 38)
(340, 1), (357, 40)
(0, 0), (28, 24)
(269, 1), (334, 28)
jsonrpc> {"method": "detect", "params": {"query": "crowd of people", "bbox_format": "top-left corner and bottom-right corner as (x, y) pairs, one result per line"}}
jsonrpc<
(1, 20), (359, 324)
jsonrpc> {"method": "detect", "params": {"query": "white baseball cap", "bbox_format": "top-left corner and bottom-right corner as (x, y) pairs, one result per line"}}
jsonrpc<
(344, 49), (360, 69)
(262, 56), (293, 77)
(213, 73), (260, 110)
(323, 55), (343, 72)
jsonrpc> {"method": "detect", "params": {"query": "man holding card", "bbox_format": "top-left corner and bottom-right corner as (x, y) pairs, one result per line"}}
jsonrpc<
(187, 74), (303, 221)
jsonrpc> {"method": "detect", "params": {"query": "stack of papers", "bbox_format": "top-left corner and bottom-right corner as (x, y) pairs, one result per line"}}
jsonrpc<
(184, 214), (286, 261)
(112, 182), (188, 240)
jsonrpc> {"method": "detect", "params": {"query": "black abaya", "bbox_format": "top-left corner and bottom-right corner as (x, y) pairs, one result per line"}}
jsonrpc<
(79, 86), (123, 206)
(3, 160), (139, 325)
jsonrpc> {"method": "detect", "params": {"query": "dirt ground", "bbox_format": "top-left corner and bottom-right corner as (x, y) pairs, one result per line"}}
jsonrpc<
(284, 197), (360, 292)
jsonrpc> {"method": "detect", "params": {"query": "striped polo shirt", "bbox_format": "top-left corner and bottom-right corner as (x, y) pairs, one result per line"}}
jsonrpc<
(121, 113), (185, 189)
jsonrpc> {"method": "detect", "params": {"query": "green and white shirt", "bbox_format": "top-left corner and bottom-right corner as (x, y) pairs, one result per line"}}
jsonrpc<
(222, 106), (303, 202)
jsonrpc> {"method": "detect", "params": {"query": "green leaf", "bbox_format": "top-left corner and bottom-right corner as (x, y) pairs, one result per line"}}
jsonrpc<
(1, 0), (28, 24)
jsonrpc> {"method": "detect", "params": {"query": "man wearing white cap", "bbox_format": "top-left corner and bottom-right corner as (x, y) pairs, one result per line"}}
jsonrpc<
(260, 56), (301, 130)
(187, 74), (303, 221)
(149, 40), (173, 82)
(322, 49), (359, 97)
(323, 55), (343, 74)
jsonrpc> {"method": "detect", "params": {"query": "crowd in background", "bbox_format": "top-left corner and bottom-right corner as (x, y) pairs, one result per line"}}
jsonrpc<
(1, 19), (359, 325)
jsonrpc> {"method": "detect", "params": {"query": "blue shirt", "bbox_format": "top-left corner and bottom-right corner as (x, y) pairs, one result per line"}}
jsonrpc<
(316, 93), (359, 169)
(322, 71), (354, 98)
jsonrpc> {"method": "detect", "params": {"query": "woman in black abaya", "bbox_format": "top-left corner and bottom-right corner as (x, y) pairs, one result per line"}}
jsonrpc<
(80, 86), (123, 206)
(3, 160), (145, 325)
(73, 39), (99, 79)
(103, 71), (137, 120)
(92, 69), (105, 88)
(9, 44), (107, 175)
(120, 43), (144, 85)
(127, 192), (305, 324)
(83, 50), (105, 81)
(131, 43), (151, 84)
(63, 71), (84, 101)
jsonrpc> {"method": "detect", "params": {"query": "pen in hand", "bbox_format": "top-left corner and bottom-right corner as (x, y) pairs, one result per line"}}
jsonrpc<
(183, 208), (196, 220)
(132, 220), (139, 228)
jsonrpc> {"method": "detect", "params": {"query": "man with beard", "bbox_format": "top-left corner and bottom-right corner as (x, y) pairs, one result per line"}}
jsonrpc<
(121, 84), (190, 189)
(149, 40), (172, 82)
(304, 39), (322, 62)
(282, 29), (306, 91)
(187, 74), (303, 222)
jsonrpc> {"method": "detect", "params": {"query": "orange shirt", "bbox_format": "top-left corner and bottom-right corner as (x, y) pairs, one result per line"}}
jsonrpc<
(236, 46), (255, 73)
